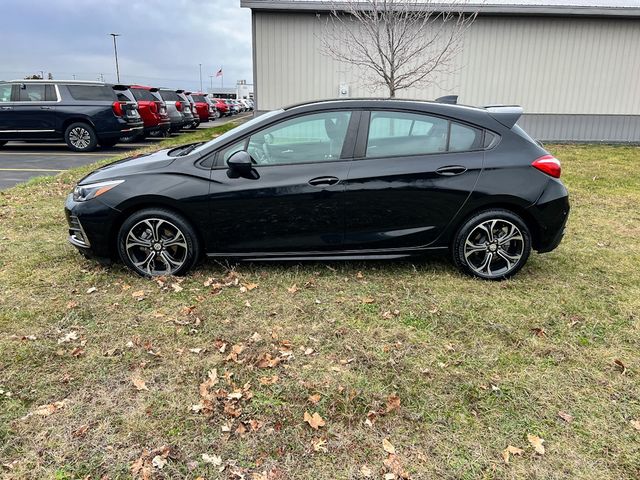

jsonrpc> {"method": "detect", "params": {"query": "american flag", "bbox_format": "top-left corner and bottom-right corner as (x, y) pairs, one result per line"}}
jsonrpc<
(215, 68), (223, 78)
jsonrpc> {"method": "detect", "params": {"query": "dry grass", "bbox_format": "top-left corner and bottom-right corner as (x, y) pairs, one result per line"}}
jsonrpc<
(1, 137), (639, 479)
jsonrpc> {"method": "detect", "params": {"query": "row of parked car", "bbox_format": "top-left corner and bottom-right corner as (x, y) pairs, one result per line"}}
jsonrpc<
(0, 79), (253, 152)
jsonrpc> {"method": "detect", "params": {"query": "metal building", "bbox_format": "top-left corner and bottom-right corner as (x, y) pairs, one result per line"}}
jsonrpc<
(241, 0), (640, 142)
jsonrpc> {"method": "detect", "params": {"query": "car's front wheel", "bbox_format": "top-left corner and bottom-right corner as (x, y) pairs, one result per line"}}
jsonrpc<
(452, 209), (531, 280)
(117, 208), (201, 277)
(65, 122), (98, 152)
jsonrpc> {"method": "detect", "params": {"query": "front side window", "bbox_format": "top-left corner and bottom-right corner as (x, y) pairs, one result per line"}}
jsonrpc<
(219, 139), (246, 163)
(0, 84), (12, 102)
(247, 111), (352, 165)
(365, 111), (484, 158)
(18, 84), (46, 102)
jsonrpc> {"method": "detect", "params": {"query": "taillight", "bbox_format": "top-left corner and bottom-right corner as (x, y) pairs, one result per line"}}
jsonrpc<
(112, 101), (124, 117)
(532, 155), (561, 178)
(175, 101), (182, 111)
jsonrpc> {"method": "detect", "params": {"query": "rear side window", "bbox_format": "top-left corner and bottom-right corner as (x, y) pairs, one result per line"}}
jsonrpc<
(131, 88), (156, 102)
(365, 111), (484, 158)
(159, 90), (180, 102)
(67, 85), (116, 101)
(192, 95), (206, 102)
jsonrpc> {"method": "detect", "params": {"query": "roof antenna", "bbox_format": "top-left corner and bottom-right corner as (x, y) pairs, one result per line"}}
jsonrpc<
(435, 95), (458, 104)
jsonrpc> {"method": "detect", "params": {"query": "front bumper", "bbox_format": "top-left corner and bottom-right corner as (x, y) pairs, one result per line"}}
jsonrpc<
(65, 194), (120, 259)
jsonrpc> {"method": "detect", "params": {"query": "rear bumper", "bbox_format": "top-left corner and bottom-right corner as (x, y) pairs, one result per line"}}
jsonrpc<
(528, 179), (570, 253)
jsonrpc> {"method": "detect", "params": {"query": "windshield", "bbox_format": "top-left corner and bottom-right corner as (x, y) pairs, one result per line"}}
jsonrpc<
(189, 109), (283, 155)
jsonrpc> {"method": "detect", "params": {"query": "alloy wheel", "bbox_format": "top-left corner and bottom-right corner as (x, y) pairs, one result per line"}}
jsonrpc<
(69, 127), (92, 150)
(125, 218), (188, 276)
(463, 219), (525, 278)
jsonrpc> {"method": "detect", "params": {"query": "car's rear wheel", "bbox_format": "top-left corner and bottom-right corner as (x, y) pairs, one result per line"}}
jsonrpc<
(452, 209), (531, 280)
(65, 122), (98, 152)
(117, 208), (201, 277)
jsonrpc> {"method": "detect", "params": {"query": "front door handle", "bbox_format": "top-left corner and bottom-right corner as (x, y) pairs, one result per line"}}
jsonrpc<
(436, 165), (467, 176)
(40, 106), (53, 110)
(0, 106), (12, 111)
(308, 176), (339, 187)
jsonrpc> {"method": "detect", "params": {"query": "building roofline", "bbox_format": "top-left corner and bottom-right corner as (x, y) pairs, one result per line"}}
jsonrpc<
(240, 1), (640, 17)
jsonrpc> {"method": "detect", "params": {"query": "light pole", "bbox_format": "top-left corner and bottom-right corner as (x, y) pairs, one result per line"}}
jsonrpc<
(110, 33), (121, 82)
(199, 63), (203, 92)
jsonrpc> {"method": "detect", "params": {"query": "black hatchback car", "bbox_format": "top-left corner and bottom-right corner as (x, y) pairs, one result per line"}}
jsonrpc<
(65, 99), (569, 280)
(0, 80), (143, 151)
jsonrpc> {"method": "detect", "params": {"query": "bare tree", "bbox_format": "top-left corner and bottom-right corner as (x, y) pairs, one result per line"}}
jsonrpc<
(319, 0), (478, 97)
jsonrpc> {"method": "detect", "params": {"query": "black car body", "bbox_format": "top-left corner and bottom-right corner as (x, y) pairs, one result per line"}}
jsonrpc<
(65, 99), (569, 280)
(0, 80), (143, 151)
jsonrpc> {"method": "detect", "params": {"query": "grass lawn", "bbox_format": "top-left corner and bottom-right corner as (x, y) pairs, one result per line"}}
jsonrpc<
(0, 126), (639, 479)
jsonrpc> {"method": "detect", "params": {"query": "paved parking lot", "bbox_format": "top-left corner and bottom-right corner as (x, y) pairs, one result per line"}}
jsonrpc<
(0, 114), (247, 190)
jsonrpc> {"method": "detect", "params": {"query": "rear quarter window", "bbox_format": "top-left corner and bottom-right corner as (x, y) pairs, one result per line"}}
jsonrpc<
(159, 90), (180, 102)
(67, 85), (116, 101)
(131, 88), (157, 102)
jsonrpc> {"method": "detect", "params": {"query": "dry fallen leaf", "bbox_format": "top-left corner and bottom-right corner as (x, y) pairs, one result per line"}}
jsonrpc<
(86, 287), (97, 294)
(360, 465), (373, 477)
(631, 419), (640, 431)
(614, 359), (627, 374)
(131, 290), (145, 300)
(502, 445), (524, 464)
(202, 453), (222, 466)
(382, 438), (396, 454)
(362, 296), (375, 304)
(304, 411), (326, 430)
(132, 376), (148, 391)
(384, 454), (410, 479)
(151, 455), (167, 469)
(312, 437), (328, 453)
(527, 434), (545, 455)
(259, 375), (279, 385)
(558, 411), (574, 423)
(287, 284), (300, 294)
(21, 400), (68, 420)
(308, 393), (321, 404)
(171, 283), (183, 292)
(57, 331), (79, 344)
(386, 394), (401, 413)
(243, 282), (258, 291)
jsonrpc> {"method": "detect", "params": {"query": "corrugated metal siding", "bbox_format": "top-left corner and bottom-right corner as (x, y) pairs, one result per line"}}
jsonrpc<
(253, 12), (640, 138)
(520, 114), (640, 142)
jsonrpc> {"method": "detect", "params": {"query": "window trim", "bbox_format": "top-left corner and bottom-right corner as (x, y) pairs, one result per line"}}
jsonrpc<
(355, 108), (490, 161)
(203, 109), (362, 170)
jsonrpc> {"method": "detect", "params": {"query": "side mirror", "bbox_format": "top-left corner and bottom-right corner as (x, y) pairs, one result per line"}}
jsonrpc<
(227, 150), (253, 176)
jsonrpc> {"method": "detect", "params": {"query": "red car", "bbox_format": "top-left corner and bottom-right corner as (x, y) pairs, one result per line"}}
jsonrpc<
(186, 92), (210, 124)
(211, 98), (230, 117)
(129, 85), (171, 138)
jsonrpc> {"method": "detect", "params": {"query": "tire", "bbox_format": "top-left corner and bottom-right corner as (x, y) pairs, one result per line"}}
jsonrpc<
(214, 110), (221, 119)
(117, 208), (201, 277)
(65, 122), (98, 152)
(100, 138), (120, 148)
(190, 121), (200, 129)
(452, 209), (531, 280)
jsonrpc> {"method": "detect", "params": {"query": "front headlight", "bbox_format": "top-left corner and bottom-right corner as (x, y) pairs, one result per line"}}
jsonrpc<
(73, 180), (124, 202)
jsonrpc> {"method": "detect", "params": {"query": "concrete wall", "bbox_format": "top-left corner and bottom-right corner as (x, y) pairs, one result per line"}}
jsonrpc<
(252, 11), (640, 141)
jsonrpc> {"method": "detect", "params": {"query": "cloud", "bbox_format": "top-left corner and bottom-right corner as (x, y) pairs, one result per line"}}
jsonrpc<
(0, 0), (252, 90)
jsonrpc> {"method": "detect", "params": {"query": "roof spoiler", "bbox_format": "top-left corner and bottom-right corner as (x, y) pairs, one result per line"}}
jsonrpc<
(111, 84), (131, 91)
(435, 95), (458, 104)
(485, 105), (523, 129)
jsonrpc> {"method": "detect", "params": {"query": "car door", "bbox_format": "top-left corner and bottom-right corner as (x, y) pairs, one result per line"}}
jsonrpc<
(206, 110), (359, 254)
(11, 83), (58, 139)
(0, 83), (14, 140)
(343, 109), (485, 251)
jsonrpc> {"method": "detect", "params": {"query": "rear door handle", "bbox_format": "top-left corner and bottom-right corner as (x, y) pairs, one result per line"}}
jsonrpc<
(436, 165), (467, 176)
(0, 106), (12, 111)
(40, 106), (53, 110)
(308, 176), (339, 187)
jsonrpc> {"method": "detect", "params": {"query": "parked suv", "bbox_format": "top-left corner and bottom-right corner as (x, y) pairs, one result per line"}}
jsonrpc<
(0, 80), (143, 151)
(187, 92), (214, 123)
(176, 90), (197, 129)
(211, 98), (230, 117)
(129, 85), (171, 139)
(158, 88), (187, 133)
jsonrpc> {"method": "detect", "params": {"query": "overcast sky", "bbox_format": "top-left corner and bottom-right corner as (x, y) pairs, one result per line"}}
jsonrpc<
(0, 0), (252, 91)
